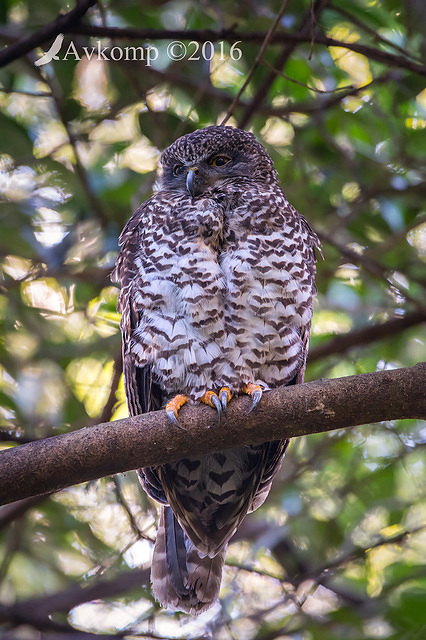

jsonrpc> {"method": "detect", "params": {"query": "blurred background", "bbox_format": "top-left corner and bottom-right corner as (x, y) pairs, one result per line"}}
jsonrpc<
(0, 0), (425, 638)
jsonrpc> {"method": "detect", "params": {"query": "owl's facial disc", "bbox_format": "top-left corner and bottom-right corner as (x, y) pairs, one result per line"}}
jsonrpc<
(162, 147), (253, 196)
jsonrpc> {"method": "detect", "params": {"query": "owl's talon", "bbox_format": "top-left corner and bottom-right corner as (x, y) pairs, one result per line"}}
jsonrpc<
(165, 394), (189, 429)
(211, 395), (222, 423)
(249, 389), (262, 413)
(242, 383), (263, 413)
(201, 390), (222, 423)
(219, 387), (232, 414)
(166, 409), (186, 429)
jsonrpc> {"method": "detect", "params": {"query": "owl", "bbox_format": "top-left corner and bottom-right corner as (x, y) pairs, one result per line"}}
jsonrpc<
(112, 125), (319, 615)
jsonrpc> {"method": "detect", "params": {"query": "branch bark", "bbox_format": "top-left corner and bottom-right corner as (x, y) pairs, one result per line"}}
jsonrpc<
(0, 364), (424, 507)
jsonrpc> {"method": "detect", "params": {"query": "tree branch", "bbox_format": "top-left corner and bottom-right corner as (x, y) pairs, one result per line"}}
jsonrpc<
(0, 0), (97, 68)
(309, 310), (426, 362)
(2, 568), (151, 618)
(1, 15), (425, 77)
(67, 25), (426, 77)
(237, 0), (330, 129)
(221, 0), (292, 126)
(0, 364), (424, 507)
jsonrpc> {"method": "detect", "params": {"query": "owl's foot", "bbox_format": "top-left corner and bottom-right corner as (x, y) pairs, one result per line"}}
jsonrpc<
(200, 390), (223, 423)
(200, 387), (231, 422)
(165, 394), (188, 428)
(242, 383), (263, 413)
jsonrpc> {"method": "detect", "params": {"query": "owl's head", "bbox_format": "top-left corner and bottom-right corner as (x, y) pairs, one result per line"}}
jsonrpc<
(159, 125), (277, 197)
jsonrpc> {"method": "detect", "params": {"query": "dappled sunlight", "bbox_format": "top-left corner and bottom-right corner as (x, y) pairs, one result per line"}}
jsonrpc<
(261, 117), (295, 146)
(210, 48), (245, 88)
(70, 599), (153, 634)
(90, 105), (144, 144)
(66, 357), (114, 417)
(75, 59), (110, 112)
(119, 137), (161, 174)
(34, 120), (71, 160)
(21, 278), (72, 313)
(312, 309), (352, 335)
(15, 361), (67, 425)
(407, 221), (426, 260)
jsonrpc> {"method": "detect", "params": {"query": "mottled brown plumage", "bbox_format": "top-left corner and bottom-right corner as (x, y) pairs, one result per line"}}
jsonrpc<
(112, 125), (319, 614)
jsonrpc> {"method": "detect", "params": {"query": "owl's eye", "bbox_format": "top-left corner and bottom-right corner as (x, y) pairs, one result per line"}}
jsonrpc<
(210, 155), (231, 167)
(173, 164), (184, 175)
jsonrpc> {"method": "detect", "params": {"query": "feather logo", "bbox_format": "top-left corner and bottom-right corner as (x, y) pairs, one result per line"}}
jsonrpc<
(34, 34), (64, 67)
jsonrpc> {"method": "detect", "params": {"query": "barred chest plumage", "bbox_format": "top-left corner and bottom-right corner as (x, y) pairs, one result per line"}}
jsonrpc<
(129, 179), (316, 402)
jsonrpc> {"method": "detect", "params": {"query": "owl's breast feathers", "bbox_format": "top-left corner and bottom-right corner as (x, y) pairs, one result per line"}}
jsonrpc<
(113, 191), (228, 401)
(113, 169), (319, 614)
(113, 182), (319, 401)
(218, 180), (319, 390)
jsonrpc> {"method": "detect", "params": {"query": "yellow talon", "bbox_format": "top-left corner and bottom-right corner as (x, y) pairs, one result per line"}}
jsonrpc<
(165, 394), (188, 427)
(201, 390), (218, 407)
(242, 383), (263, 412)
(200, 390), (222, 422)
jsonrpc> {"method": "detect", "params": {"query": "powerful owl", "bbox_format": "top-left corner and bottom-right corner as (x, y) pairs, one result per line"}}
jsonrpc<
(112, 125), (319, 614)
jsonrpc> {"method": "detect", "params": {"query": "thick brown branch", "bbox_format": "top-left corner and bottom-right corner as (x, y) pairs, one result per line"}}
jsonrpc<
(0, 364), (424, 507)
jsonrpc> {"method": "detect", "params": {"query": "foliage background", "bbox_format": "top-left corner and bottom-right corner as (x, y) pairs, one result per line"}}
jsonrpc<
(0, 0), (425, 638)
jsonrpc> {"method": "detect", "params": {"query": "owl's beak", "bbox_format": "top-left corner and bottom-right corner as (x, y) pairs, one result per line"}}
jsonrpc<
(186, 166), (201, 198)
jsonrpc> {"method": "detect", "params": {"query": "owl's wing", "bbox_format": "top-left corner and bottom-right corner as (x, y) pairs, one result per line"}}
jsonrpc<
(112, 201), (163, 415)
(250, 204), (320, 511)
(112, 201), (165, 502)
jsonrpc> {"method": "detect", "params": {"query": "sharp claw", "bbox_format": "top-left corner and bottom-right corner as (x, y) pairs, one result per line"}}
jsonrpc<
(219, 388), (230, 414)
(211, 394), (222, 424)
(220, 396), (227, 415)
(243, 383), (263, 413)
(249, 389), (262, 413)
(166, 409), (186, 430)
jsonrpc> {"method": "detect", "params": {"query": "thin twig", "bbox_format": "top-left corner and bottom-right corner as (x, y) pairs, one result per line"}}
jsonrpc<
(237, 0), (330, 128)
(262, 58), (355, 93)
(330, 4), (424, 64)
(221, 0), (291, 125)
(317, 229), (426, 312)
(112, 476), (155, 542)
(0, 87), (52, 97)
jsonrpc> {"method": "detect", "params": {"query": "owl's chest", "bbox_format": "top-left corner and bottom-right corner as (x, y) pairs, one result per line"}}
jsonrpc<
(222, 220), (306, 294)
(133, 199), (228, 357)
(219, 207), (314, 339)
(140, 198), (225, 294)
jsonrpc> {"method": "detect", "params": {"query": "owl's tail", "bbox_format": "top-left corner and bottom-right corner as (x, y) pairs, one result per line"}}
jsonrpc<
(151, 506), (226, 615)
